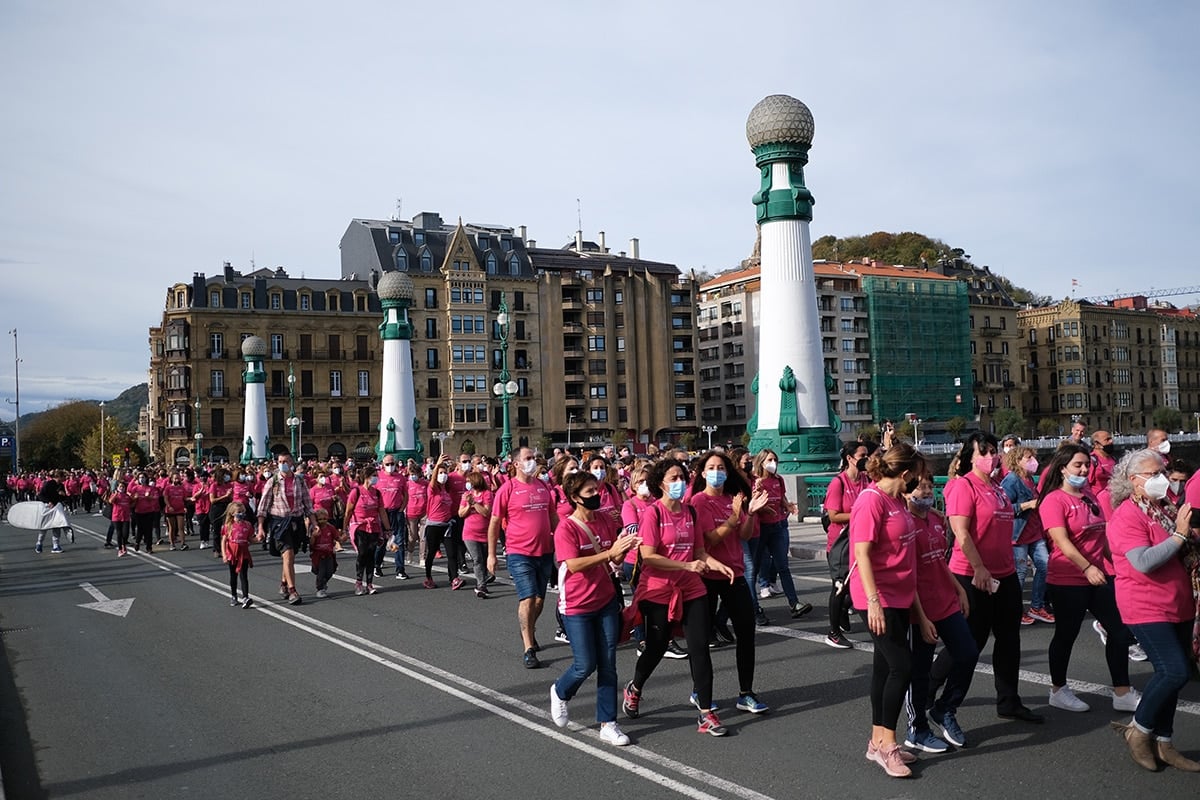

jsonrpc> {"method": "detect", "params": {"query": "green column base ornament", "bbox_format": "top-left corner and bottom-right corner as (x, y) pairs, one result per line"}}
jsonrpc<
(240, 436), (254, 465)
(746, 366), (839, 474)
(376, 416), (424, 463)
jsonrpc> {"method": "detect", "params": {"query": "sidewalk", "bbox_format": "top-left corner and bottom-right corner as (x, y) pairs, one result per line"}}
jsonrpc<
(788, 518), (829, 562)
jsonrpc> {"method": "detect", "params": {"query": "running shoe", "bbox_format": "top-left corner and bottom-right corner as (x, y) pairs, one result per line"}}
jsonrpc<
(599, 721), (630, 746)
(1113, 688), (1141, 712)
(932, 709), (967, 747)
(287, 590), (302, 605)
(754, 608), (770, 627)
(689, 692), (718, 712)
(696, 711), (728, 737)
(790, 602), (813, 619)
(450, 577), (464, 591)
(554, 629), (570, 644)
(355, 581), (365, 596)
(315, 589), (328, 599)
(1020, 611), (1036, 626)
(367, 584), (378, 595)
(242, 596), (254, 610)
(905, 728), (949, 754)
(1049, 686), (1090, 712)
(1028, 606), (1055, 624)
(824, 631), (854, 649)
(423, 578), (436, 589)
(549, 684), (569, 728)
(664, 640), (689, 659)
(1128, 644), (1148, 662)
(622, 681), (641, 718)
(865, 741), (913, 777)
(523, 648), (541, 669)
(736, 692), (769, 714)
(51, 545), (63, 554)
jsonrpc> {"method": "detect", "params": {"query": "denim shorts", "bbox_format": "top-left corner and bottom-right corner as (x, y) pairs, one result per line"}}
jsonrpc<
(507, 553), (554, 600)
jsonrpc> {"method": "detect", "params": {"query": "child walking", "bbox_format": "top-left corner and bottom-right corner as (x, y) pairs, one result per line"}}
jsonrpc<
(310, 508), (340, 598)
(222, 502), (259, 609)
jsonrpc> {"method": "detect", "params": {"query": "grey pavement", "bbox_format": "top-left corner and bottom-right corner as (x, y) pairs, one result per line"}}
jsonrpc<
(1, 513), (1198, 799)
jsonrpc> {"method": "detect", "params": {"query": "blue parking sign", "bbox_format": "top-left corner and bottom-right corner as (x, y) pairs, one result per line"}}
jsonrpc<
(0, 435), (12, 451)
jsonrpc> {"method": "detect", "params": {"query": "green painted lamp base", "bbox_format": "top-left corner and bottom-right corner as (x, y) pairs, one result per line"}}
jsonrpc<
(748, 426), (840, 474)
(377, 446), (423, 463)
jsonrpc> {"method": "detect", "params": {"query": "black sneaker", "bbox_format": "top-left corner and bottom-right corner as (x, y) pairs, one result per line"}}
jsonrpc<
(714, 621), (736, 644)
(374, 567), (384, 578)
(664, 640), (689, 660)
(755, 608), (770, 627)
(523, 648), (541, 669)
(790, 602), (813, 619)
(824, 631), (853, 649)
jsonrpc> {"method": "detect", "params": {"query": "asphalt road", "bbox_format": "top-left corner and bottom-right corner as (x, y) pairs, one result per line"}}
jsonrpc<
(1, 515), (1198, 800)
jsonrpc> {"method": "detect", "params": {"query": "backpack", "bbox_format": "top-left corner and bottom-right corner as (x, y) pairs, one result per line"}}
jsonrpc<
(820, 474), (846, 534)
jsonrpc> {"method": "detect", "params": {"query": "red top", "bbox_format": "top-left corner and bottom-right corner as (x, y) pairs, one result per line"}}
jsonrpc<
(946, 471), (1016, 579)
(555, 514), (620, 615)
(848, 487), (917, 610)
(1087, 452), (1116, 494)
(1107, 498), (1192, 624)
(347, 486), (383, 533)
(163, 483), (189, 514)
(688, 491), (745, 577)
(130, 483), (161, 514)
(109, 490), (132, 523)
(1038, 489), (1112, 585)
(425, 483), (456, 524)
(406, 476), (429, 517)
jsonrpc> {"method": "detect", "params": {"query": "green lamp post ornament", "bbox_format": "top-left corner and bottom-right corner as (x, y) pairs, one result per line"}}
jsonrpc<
(492, 292), (520, 460)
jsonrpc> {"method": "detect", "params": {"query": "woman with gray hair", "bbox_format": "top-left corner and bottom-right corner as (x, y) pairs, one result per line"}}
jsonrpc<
(1105, 448), (1198, 772)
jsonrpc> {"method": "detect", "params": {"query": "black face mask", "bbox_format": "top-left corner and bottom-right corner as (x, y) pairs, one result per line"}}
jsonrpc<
(1101, 443), (1115, 455)
(855, 457), (868, 473)
(580, 494), (602, 511)
(904, 476), (920, 494)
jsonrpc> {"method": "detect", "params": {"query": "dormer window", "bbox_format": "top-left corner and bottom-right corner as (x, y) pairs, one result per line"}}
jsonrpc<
(486, 253), (497, 274)
(394, 250), (407, 270)
(420, 249), (433, 272)
(388, 230), (400, 243)
(210, 290), (220, 307)
(414, 231), (425, 245)
(508, 254), (520, 275)
(501, 236), (512, 251)
(241, 293), (251, 309)
(478, 233), (490, 249)
(300, 293), (310, 311)
(270, 293), (282, 310)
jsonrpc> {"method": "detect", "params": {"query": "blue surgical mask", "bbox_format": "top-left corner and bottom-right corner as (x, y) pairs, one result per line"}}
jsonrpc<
(910, 496), (935, 511)
(370, 476), (379, 486)
(591, 468), (606, 481)
(705, 469), (727, 488)
(1065, 474), (1088, 489)
(667, 479), (687, 500)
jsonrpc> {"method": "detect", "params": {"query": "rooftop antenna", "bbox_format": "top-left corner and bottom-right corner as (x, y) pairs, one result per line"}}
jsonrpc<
(392, 197), (403, 221)
(576, 198), (582, 234)
(250, 250), (256, 271)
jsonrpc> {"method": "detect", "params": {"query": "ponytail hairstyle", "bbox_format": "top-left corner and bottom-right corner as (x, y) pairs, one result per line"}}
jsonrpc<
(865, 442), (926, 484)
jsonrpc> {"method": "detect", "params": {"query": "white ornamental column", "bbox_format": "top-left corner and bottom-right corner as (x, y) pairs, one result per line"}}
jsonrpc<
(239, 335), (270, 463)
(375, 271), (421, 461)
(744, 94), (839, 473)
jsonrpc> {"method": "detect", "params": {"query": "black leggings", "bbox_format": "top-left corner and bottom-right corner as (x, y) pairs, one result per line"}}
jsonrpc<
(870, 606), (913, 730)
(133, 512), (157, 550)
(705, 576), (757, 693)
(1048, 579), (1132, 687)
(113, 520), (131, 550)
(228, 564), (248, 599)
(423, 522), (459, 582)
(633, 596), (714, 709)
(197, 512), (212, 544)
(354, 531), (378, 583)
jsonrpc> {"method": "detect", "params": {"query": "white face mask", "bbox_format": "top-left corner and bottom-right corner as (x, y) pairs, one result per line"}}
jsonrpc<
(763, 460), (778, 474)
(522, 459), (539, 476)
(333, 468), (342, 475)
(1156, 440), (1171, 455)
(636, 483), (651, 498)
(384, 465), (396, 473)
(1168, 479), (1182, 496)
(1002, 446), (1014, 454)
(1143, 473), (1170, 501)
(317, 476), (327, 485)
(437, 473), (448, 484)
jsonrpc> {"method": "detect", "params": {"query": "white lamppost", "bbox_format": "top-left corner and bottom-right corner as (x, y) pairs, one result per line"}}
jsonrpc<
(701, 424), (717, 450)
(99, 401), (106, 470)
(193, 397), (203, 465)
(567, 413), (576, 454)
(433, 430), (455, 460)
(8, 328), (19, 470)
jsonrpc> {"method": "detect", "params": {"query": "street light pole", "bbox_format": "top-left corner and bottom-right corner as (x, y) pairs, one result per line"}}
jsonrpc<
(701, 425), (717, 450)
(8, 328), (19, 470)
(567, 414), (575, 454)
(287, 362), (297, 456)
(492, 293), (519, 460)
(100, 401), (106, 470)
(193, 397), (203, 466)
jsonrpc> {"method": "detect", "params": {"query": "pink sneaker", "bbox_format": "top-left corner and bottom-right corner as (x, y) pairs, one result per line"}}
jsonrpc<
(354, 581), (364, 596)
(866, 740), (913, 777)
(451, 577), (464, 591)
(423, 578), (436, 589)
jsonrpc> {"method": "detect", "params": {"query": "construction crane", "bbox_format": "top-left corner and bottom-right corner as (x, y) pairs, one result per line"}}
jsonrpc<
(1083, 285), (1200, 303)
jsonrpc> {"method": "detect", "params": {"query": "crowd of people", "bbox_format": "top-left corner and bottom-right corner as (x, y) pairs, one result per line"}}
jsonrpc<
(4, 424), (1199, 773)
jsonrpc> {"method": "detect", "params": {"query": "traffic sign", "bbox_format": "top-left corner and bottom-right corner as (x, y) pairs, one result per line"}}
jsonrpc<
(0, 435), (12, 451)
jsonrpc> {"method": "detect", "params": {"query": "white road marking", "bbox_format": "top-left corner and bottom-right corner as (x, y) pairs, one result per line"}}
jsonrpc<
(77, 581), (135, 617)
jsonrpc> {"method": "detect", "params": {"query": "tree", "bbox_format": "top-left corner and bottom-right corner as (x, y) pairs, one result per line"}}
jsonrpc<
(1037, 418), (1060, 437)
(75, 417), (128, 471)
(895, 421), (914, 442)
(610, 429), (628, 448)
(1150, 407), (1183, 433)
(534, 434), (552, 455)
(856, 424), (880, 443)
(991, 408), (1027, 438)
(945, 416), (968, 442)
(679, 432), (699, 451)
(22, 401), (102, 470)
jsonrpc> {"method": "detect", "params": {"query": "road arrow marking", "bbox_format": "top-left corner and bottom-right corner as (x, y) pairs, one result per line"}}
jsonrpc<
(77, 582), (134, 618)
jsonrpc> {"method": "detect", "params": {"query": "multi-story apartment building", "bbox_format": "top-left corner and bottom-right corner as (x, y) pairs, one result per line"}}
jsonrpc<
(340, 214), (694, 453)
(928, 258), (1026, 431)
(147, 263), (383, 464)
(697, 259), (970, 442)
(1018, 297), (1200, 434)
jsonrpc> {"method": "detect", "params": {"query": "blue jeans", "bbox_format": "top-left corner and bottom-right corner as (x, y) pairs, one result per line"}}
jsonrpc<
(1127, 621), (1193, 737)
(621, 562), (643, 642)
(909, 610), (979, 729)
(555, 597), (622, 723)
(1012, 539), (1049, 610)
(386, 509), (407, 573)
(742, 538), (762, 611)
(507, 553), (554, 600)
(754, 520), (798, 606)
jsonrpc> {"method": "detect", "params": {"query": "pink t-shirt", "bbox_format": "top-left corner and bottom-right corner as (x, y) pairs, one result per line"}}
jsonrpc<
(491, 478), (554, 557)
(947, 471), (1016, 579)
(109, 490), (132, 523)
(459, 489), (494, 543)
(131, 483), (161, 514)
(310, 483), (338, 516)
(912, 510), (959, 622)
(754, 473), (789, 524)
(555, 514), (619, 615)
(1038, 489), (1112, 586)
(638, 501), (706, 603)
(824, 471), (870, 551)
(848, 487), (917, 610)
(376, 471), (407, 511)
(620, 495), (653, 565)
(688, 491), (745, 577)
(1107, 498), (1192, 624)
(425, 483), (456, 524)
(406, 476), (428, 517)
(193, 480), (211, 514)
(1087, 452), (1116, 494)
(163, 483), (189, 514)
(347, 486), (383, 533)
(1185, 470), (1200, 512)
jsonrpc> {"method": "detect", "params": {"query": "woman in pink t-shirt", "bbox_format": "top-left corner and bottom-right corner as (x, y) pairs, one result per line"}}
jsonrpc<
(848, 443), (930, 778)
(106, 481), (134, 557)
(622, 459), (734, 737)
(1036, 444), (1138, 714)
(343, 465), (390, 596)
(422, 462), (457, 589)
(405, 465), (429, 566)
(823, 441), (875, 649)
(1105, 449), (1199, 772)
(459, 471), (494, 597)
(163, 471), (190, 551)
(550, 472), (640, 746)
(929, 431), (1040, 726)
(750, 449), (808, 620)
(688, 451), (770, 716)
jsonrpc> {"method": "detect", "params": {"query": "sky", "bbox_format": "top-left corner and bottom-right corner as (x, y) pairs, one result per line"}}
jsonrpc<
(2, 0), (1199, 417)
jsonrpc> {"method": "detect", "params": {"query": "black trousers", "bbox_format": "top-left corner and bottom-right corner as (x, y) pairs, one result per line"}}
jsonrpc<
(1048, 579), (1132, 687)
(423, 522), (459, 582)
(930, 572), (1025, 714)
(133, 512), (157, 551)
(633, 596), (714, 709)
(705, 576), (757, 693)
(354, 531), (378, 583)
(228, 563), (249, 599)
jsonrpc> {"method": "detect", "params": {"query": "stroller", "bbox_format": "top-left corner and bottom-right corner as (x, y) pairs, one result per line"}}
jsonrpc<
(7, 500), (74, 553)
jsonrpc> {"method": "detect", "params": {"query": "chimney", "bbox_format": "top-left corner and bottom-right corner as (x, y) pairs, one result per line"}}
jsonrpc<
(518, 225), (527, 241)
(575, 230), (583, 252)
(629, 238), (640, 260)
(598, 230), (607, 253)
(528, 239), (536, 248)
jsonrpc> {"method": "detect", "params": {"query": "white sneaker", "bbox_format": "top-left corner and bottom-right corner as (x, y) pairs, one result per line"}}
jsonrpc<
(1113, 688), (1141, 712)
(1128, 644), (1148, 662)
(768, 581), (784, 597)
(599, 721), (630, 746)
(199, 542), (207, 550)
(549, 684), (569, 728)
(1093, 620), (1107, 645)
(758, 586), (772, 600)
(1049, 686), (1090, 712)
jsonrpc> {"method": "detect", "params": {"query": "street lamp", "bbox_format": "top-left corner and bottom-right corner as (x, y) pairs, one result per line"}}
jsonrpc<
(193, 397), (203, 465)
(701, 425), (717, 450)
(286, 362), (298, 456)
(8, 328), (19, 470)
(567, 413), (576, 454)
(99, 401), (106, 470)
(492, 293), (520, 460)
(287, 414), (301, 459)
(1194, 411), (1199, 437)
(433, 430), (455, 460)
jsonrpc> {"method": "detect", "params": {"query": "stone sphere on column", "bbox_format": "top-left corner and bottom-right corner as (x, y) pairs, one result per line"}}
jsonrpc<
(376, 270), (414, 302)
(745, 94), (815, 149)
(241, 335), (267, 358)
